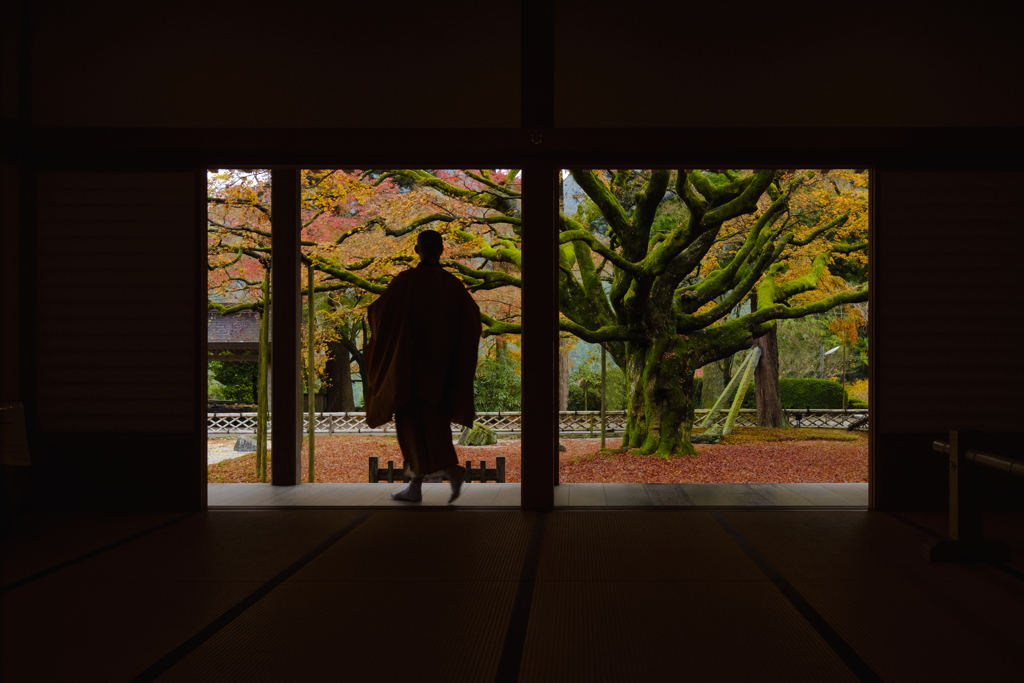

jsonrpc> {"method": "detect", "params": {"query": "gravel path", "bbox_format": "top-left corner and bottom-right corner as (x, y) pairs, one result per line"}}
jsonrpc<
(207, 438), (271, 465)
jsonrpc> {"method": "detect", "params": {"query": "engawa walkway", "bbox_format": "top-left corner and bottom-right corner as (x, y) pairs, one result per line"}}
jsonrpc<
(208, 482), (868, 507)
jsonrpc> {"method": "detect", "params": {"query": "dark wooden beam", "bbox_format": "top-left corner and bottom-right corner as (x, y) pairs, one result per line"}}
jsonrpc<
(271, 168), (301, 486)
(26, 127), (1024, 170)
(519, 162), (558, 511)
(521, 0), (554, 129)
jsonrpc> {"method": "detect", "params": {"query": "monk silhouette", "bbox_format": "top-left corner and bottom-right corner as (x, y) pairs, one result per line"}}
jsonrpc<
(364, 230), (481, 502)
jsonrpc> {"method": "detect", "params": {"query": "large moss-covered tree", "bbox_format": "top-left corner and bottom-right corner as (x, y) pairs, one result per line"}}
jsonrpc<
(559, 169), (868, 455)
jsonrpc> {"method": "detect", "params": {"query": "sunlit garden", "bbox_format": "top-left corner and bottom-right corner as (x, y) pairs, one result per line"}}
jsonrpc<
(207, 168), (868, 485)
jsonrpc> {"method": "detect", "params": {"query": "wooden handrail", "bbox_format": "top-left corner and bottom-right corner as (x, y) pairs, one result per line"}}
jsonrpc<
(933, 440), (1024, 479)
(924, 430), (1014, 563)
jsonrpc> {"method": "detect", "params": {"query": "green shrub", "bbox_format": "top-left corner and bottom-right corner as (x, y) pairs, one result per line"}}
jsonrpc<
(739, 378), (850, 409)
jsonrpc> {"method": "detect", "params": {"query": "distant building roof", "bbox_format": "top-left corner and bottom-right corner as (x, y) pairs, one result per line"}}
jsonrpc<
(208, 309), (263, 349)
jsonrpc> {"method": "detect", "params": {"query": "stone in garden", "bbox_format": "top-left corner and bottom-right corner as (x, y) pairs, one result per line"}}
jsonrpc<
(458, 422), (498, 446)
(690, 423), (723, 444)
(234, 435), (258, 452)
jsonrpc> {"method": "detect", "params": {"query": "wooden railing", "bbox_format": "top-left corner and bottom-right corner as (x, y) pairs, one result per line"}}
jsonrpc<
(207, 408), (868, 437)
(924, 430), (1019, 563)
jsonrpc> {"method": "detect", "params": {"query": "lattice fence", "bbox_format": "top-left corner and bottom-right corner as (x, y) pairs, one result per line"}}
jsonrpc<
(207, 408), (867, 436)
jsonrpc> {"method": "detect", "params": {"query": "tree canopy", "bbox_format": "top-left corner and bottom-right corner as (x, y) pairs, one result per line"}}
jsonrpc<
(207, 168), (867, 456)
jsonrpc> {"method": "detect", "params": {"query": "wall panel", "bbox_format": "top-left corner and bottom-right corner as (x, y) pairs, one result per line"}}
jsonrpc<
(555, 3), (1024, 128)
(875, 170), (1024, 509)
(35, 172), (196, 434)
(31, 2), (521, 128)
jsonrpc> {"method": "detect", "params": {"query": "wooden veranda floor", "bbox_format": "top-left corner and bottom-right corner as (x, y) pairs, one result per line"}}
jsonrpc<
(208, 482), (869, 507)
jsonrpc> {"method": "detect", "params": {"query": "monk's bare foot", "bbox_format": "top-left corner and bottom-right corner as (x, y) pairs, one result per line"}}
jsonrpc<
(445, 465), (466, 504)
(390, 485), (422, 502)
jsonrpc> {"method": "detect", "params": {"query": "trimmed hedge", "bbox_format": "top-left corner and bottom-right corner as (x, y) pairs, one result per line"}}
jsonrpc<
(739, 378), (850, 409)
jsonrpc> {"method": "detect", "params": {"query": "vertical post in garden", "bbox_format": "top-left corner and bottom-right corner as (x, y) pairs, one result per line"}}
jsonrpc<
(307, 264), (315, 483)
(600, 345), (606, 449)
(842, 342), (847, 411)
(257, 270), (270, 482)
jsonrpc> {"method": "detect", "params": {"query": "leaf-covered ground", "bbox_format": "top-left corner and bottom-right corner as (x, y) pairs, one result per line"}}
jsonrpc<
(208, 428), (867, 484)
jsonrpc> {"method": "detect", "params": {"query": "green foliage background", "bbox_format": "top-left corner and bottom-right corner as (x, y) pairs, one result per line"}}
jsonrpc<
(208, 358), (258, 403)
(566, 364), (628, 411)
(474, 353), (522, 412)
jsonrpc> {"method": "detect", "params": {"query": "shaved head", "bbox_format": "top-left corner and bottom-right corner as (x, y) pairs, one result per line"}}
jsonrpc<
(416, 230), (444, 260)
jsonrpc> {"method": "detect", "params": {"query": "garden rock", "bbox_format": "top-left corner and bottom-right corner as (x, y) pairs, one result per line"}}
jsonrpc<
(690, 423), (723, 444)
(234, 435), (258, 452)
(458, 422), (498, 446)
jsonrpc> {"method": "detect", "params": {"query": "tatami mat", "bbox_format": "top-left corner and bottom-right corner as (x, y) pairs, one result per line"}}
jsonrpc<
(290, 510), (534, 583)
(4, 507), (1022, 683)
(520, 580), (858, 683)
(536, 511), (762, 582)
(39, 510), (367, 583)
(0, 510), (187, 586)
(1, 577), (259, 682)
(724, 510), (1024, 682)
(723, 510), (984, 582)
(792, 578), (1023, 682)
(155, 580), (518, 683)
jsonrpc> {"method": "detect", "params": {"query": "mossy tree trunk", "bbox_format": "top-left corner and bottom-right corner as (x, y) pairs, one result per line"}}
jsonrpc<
(622, 335), (701, 456)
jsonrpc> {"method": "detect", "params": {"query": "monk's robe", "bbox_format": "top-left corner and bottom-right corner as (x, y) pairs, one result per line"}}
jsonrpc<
(364, 263), (481, 475)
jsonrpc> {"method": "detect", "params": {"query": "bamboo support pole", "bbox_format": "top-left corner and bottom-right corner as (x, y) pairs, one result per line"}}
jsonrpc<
(257, 272), (270, 482)
(600, 345), (607, 449)
(307, 265), (315, 483)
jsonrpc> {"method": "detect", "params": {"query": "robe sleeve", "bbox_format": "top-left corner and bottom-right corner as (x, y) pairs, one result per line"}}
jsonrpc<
(448, 287), (482, 428)
(364, 273), (413, 428)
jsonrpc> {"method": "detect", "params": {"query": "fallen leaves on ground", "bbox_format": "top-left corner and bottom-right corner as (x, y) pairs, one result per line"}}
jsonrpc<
(207, 435), (525, 483)
(207, 428), (866, 484)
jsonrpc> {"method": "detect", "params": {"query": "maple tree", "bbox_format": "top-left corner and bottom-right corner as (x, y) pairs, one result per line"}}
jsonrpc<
(208, 169), (524, 421)
(561, 169), (868, 455)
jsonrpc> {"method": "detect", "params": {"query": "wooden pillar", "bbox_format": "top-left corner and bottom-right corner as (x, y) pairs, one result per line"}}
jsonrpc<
(271, 169), (301, 486)
(519, 162), (558, 511)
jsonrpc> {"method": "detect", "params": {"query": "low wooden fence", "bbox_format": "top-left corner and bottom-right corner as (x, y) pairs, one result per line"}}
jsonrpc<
(369, 456), (506, 483)
(207, 408), (868, 437)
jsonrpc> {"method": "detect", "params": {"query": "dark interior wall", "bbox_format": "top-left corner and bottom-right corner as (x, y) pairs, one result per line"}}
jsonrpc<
(873, 171), (1024, 509)
(30, 172), (203, 509)
(555, 1), (1024, 128)
(0, 160), (19, 402)
(8, 2), (1024, 511)
(30, 1), (522, 128)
